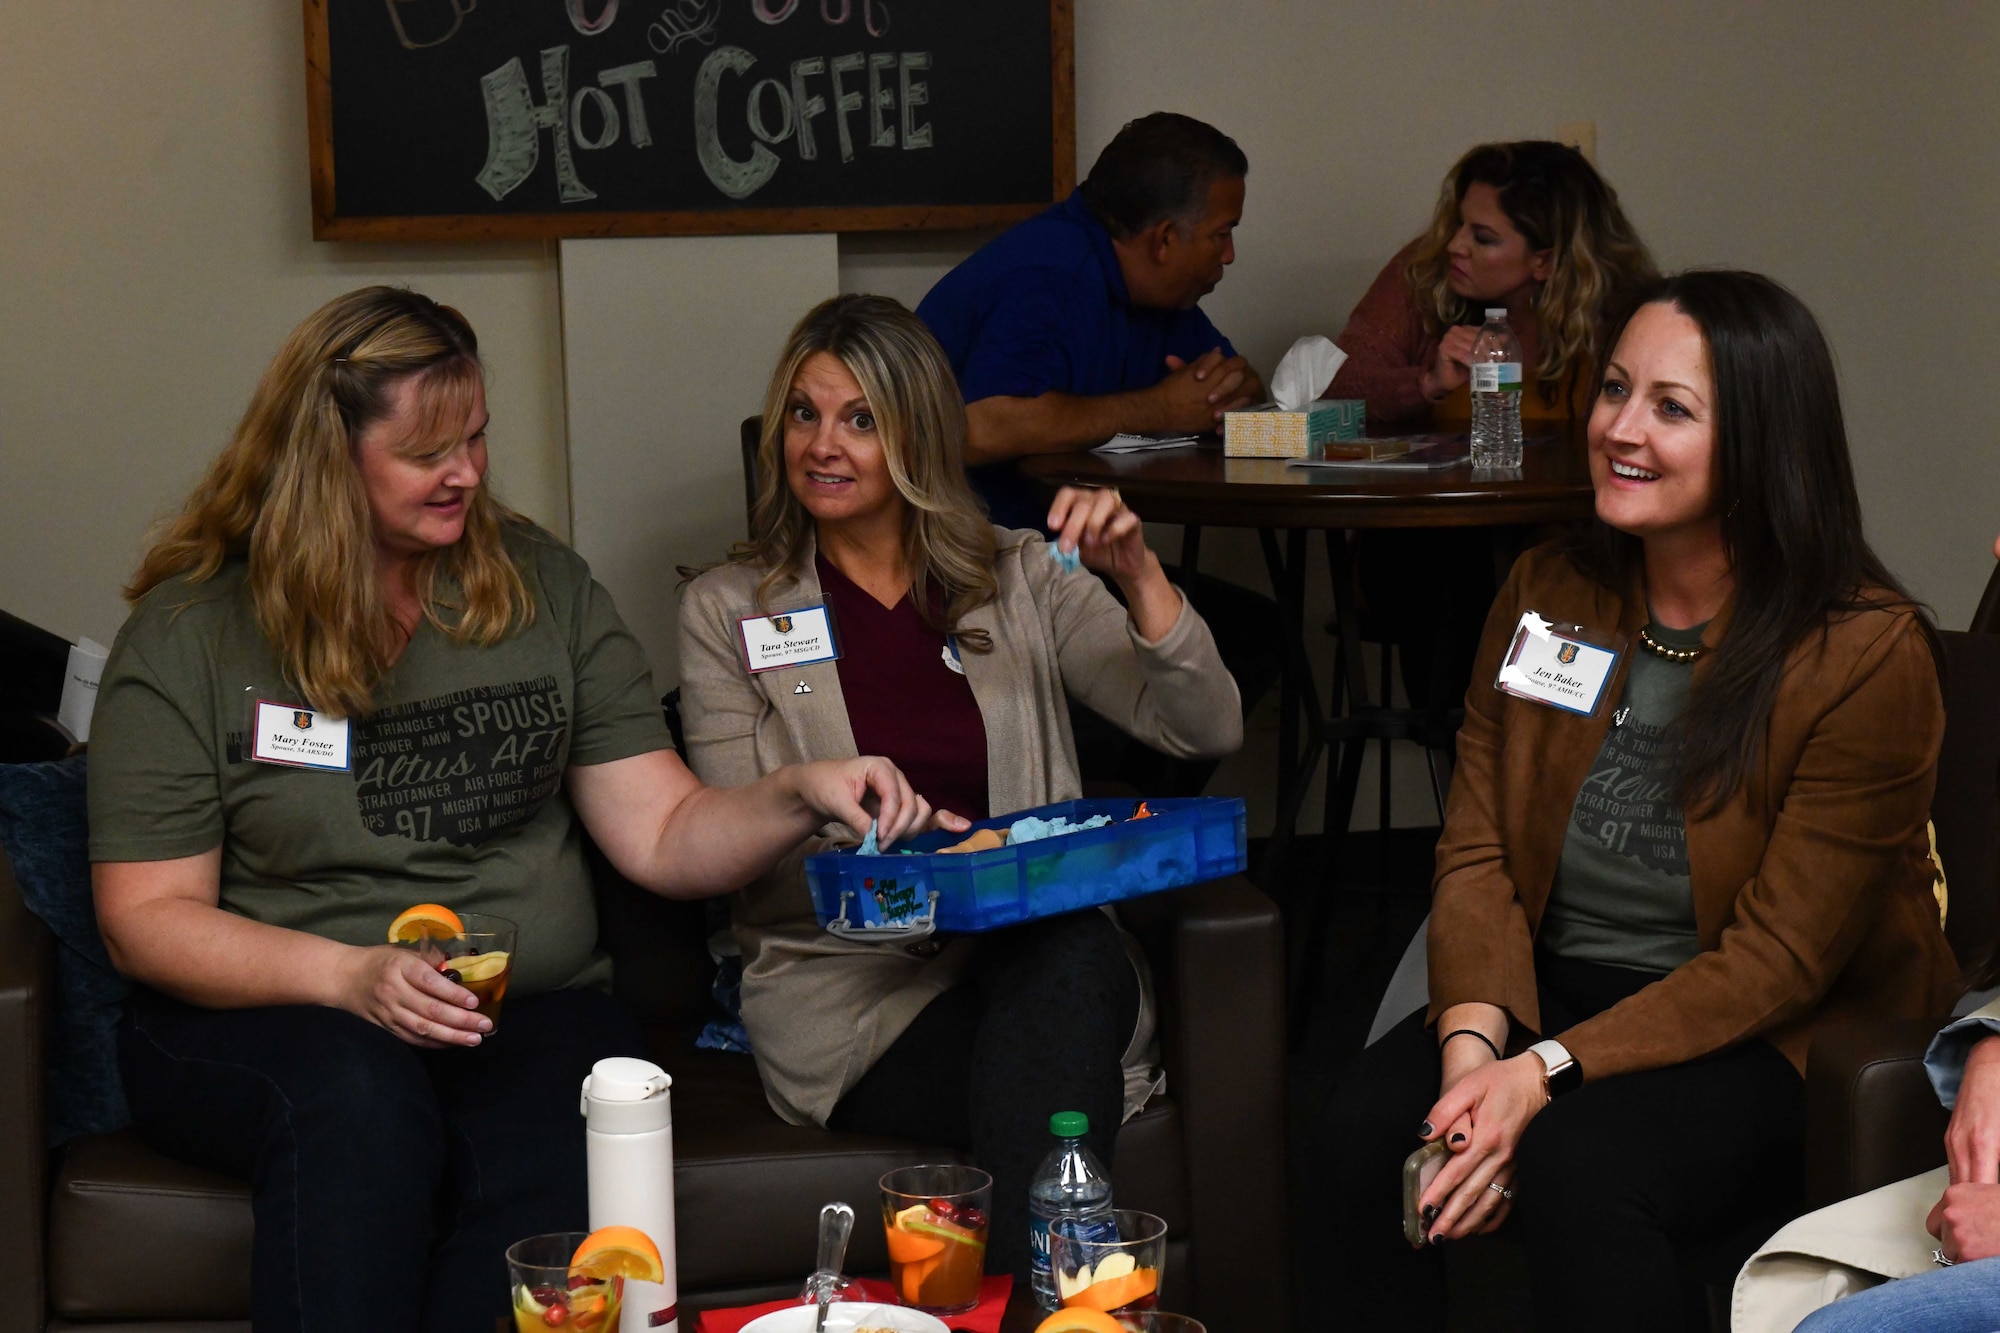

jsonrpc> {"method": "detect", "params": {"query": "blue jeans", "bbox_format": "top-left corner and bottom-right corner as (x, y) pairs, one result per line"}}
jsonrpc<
(1796, 1258), (2000, 1331)
(119, 986), (645, 1333)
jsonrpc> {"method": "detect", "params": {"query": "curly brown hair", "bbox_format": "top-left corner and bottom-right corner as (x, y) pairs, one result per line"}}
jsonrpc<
(1406, 141), (1658, 405)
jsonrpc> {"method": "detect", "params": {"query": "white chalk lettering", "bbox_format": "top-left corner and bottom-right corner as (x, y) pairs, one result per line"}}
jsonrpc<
(747, 76), (794, 143)
(695, 46), (780, 198)
(598, 61), (658, 146)
(899, 51), (930, 148)
(866, 51), (897, 146)
(476, 46), (597, 202)
(828, 52), (865, 161)
(570, 84), (621, 149)
(789, 56), (828, 159)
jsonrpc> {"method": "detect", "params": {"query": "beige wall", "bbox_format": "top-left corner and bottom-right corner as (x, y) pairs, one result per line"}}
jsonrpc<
(0, 4), (568, 649)
(561, 235), (839, 679)
(3, 1), (1995, 675)
(841, 1), (2000, 630)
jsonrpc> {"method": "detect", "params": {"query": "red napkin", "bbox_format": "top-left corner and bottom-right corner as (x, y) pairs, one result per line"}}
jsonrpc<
(692, 1275), (1012, 1333)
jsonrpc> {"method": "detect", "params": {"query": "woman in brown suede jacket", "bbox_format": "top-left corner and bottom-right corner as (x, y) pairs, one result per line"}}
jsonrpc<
(1321, 271), (1958, 1332)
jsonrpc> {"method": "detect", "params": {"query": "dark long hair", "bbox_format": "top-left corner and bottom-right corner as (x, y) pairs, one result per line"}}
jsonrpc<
(1566, 270), (1936, 812)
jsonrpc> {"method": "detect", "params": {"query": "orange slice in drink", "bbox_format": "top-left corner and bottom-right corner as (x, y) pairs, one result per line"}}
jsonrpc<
(388, 903), (464, 944)
(1033, 1311), (1126, 1333)
(885, 1220), (947, 1266)
(1065, 1264), (1158, 1312)
(570, 1225), (664, 1283)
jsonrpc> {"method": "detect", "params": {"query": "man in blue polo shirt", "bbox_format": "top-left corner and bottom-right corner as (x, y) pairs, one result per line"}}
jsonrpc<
(918, 112), (1264, 529)
(918, 113), (1277, 793)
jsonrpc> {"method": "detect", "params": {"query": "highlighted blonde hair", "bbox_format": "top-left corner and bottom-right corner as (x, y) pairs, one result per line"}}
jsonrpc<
(128, 286), (532, 716)
(732, 294), (1001, 650)
(1407, 141), (1658, 406)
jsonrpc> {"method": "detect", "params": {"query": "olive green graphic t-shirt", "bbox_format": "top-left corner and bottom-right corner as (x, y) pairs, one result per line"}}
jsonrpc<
(86, 527), (672, 995)
(1538, 619), (1707, 974)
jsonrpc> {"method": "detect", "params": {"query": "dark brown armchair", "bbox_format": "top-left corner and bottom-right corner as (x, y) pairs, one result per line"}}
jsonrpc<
(0, 834), (1289, 1331)
(1804, 628), (2000, 1209)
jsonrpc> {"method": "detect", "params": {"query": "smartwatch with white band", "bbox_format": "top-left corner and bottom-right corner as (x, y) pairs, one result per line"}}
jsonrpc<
(1527, 1038), (1581, 1099)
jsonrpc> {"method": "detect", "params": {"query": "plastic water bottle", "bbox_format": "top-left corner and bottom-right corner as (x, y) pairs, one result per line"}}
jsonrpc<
(581, 1057), (680, 1333)
(1469, 307), (1525, 468)
(1029, 1111), (1119, 1310)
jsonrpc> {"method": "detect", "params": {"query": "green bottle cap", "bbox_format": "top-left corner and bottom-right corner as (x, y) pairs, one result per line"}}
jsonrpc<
(1049, 1111), (1090, 1138)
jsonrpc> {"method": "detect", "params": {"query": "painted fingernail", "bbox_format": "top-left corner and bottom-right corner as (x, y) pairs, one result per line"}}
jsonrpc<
(1419, 1121), (1435, 1137)
(1421, 1204), (1438, 1224)
(1451, 1133), (1467, 1145)
(1430, 1232), (1444, 1246)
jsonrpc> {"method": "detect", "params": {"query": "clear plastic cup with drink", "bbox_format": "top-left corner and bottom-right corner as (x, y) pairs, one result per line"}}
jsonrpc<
(879, 1164), (992, 1313)
(393, 909), (517, 1028)
(1050, 1209), (1168, 1317)
(507, 1233), (622, 1333)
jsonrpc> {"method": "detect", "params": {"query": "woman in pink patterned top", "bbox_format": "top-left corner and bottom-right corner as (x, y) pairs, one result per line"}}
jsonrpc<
(1328, 141), (1657, 428)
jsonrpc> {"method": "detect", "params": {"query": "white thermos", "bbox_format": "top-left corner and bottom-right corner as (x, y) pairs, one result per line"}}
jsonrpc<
(581, 1057), (679, 1333)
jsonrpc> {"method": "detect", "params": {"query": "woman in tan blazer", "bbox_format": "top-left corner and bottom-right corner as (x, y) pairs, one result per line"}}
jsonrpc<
(1320, 270), (1958, 1331)
(678, 294), (1241, 1281)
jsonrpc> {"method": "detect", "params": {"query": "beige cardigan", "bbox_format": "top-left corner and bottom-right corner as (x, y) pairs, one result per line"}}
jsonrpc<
(678, 526), (1242, 1126)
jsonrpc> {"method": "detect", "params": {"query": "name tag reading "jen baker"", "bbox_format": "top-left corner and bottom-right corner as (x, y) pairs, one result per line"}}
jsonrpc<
(1494, 612), (1622, 717)
(739, 604), (840, 674)
(250, 700), (352, 771)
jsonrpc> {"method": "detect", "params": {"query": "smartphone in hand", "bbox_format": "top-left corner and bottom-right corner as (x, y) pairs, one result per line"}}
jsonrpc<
(1401, 1139), (1449, 1248)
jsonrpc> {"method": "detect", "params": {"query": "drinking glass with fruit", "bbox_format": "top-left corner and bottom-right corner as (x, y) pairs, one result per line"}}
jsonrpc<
(389, 904), (517, 1028)
(1049, 1210), (1166, 1317)
(506, 1227), (663, 1333)
(878, 1165), (992, 1314)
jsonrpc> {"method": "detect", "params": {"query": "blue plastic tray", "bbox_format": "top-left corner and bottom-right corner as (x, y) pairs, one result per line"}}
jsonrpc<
(804, 797), (1247, 937)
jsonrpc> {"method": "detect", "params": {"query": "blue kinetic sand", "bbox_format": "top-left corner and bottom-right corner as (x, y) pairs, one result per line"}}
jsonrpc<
(805, 797), (1247, 937)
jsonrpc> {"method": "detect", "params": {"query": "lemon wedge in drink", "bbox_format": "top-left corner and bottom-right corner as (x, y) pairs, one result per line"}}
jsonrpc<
(451, 951), (510, 983)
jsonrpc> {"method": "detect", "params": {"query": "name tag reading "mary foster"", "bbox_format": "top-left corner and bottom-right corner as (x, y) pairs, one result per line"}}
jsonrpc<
(250, 700), (352, 770)
(1494, 612), (1622, 717)
(739, 604), (840, 674)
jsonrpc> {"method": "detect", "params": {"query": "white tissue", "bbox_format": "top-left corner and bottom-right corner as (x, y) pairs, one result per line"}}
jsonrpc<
(57, 637), (109, 743)
(1270, 334), (1347, 411)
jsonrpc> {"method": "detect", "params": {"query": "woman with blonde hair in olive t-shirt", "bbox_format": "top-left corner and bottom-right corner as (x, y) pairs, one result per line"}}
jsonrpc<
(87, 286), (941, 1333)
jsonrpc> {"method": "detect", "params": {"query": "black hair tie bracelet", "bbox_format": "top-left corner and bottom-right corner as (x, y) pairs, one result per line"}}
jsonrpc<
(1441, 1028), (1501, 1060)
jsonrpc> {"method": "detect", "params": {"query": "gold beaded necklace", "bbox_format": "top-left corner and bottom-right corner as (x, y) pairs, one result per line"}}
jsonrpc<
(1638, 627), (1704, 663)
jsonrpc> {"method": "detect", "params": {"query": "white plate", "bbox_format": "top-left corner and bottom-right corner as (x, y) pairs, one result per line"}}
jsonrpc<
(737, 1301), (950, 1333)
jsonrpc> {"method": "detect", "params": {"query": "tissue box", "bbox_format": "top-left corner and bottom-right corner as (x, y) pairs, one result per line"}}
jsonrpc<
(1223, 399), (1366, 458)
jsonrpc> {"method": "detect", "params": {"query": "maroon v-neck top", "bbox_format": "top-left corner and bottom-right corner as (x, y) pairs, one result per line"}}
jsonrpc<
(816, 554), (990, 820)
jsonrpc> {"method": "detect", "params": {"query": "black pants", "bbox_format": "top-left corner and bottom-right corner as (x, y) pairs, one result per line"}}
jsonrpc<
(1355, 528), (1507, 713)
(828, 910), (1141, 1279)
(119, 987), (646, 1333)
(1071, 565), (1282, 796)
(1314, 952), (1805, 1332)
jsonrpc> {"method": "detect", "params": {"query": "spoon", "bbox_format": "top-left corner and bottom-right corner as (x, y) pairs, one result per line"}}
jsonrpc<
(808, 1201), (855, 1332)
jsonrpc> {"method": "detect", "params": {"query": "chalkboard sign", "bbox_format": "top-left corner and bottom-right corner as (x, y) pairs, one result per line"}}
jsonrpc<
(304, 0), (1074, 240)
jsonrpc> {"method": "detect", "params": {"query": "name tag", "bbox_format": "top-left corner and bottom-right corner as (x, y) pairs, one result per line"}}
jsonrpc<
(739, 604), (840, 674)
(250, 700), (352, 770)
(1494, 612), (1621, 717)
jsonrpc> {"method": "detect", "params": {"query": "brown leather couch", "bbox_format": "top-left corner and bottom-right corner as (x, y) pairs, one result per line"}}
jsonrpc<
(1802, 627), (2000, 1211)
(0, 836), (1288, 1331)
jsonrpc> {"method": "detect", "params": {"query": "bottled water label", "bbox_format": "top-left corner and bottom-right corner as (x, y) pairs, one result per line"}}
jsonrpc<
(1471, 362), (1523, 393)
(1030, 1212), (1122, 1282)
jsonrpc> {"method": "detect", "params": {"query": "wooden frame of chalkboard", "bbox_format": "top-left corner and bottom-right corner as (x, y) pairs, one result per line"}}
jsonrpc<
(304, 0), (1075, 242)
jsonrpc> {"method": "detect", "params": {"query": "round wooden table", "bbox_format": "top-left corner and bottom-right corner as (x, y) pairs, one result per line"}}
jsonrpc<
(1021, 433), (1597, 1026)
(1017, 433), (1595, 530)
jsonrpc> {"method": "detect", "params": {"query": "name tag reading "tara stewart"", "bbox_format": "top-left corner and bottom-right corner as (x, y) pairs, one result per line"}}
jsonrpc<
(1494, 612), (1623, 717)
(739, 604), (840, 674)
(250, 700), (352, 771)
